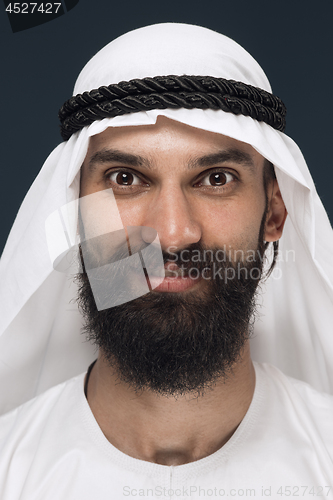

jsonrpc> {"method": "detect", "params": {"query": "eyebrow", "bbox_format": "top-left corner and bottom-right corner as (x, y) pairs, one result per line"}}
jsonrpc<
(87, 147), (255, 173)
(88, 149), (151, 173)
(188, 149), (255, 172)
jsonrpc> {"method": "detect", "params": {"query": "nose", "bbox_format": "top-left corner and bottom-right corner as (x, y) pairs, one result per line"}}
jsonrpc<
(141, 184), (202, 252)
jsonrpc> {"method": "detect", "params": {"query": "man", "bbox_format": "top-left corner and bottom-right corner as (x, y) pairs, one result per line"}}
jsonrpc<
(0, 23), (333, 499)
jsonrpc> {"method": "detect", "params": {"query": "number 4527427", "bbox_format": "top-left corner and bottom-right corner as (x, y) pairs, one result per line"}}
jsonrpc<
(5, 3), (62, 14)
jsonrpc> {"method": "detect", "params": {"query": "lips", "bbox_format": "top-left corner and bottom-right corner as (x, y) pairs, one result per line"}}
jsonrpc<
(148, 262), (201, 292)
(163, 262), (187, 277)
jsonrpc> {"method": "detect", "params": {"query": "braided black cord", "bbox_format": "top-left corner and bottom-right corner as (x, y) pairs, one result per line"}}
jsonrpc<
(59, 76), (286, 140)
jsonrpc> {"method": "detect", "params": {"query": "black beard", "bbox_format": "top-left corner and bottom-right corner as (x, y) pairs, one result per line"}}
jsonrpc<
(76, 235), (266, 397)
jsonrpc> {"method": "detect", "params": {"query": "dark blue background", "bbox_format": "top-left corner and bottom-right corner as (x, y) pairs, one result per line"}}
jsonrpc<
(1, 1), (332, 255)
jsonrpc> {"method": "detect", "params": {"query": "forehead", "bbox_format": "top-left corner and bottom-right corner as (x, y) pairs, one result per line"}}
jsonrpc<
(84, 116), (265, 170)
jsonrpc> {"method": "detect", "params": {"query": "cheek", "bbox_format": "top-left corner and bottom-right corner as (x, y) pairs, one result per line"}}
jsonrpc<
(114, 198), (151, 227)
(79, 189), (125, 241)
(197, 198), (265, 251)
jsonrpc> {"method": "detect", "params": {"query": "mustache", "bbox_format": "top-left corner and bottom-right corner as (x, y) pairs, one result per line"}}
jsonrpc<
(79, 227), (163, 279)
(79, 228), (264, 277)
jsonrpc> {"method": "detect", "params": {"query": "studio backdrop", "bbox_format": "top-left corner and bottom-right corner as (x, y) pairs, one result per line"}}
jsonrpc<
(0, 2), (332, 259)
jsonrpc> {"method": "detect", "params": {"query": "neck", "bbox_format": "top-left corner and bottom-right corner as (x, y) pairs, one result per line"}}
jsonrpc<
(86, 343), (255, 466)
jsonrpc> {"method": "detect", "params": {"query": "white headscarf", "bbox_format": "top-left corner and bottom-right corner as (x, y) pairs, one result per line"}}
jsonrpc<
(1, 23), (332, 415)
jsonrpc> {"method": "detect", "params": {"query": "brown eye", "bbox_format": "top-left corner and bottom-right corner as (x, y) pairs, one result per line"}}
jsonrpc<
(199, 171), (234, 187)
(107, 170), (144, 188)
(209, 172), (227, 186)
(116, 172), (134, 185)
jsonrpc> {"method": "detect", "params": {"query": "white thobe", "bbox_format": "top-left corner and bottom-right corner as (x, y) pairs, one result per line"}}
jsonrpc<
(0, 363), (333, 500)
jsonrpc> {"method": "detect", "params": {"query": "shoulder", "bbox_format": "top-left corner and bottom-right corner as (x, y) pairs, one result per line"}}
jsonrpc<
(0, 373), (85, 448)
(256, 362), (333, 448)
(258, 362), (333, 405)
(0, 373), (87, 499)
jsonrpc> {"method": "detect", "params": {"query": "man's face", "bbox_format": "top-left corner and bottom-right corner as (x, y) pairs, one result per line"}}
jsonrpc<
(80, 116), (268, 279)
(78, 116), (278, 395)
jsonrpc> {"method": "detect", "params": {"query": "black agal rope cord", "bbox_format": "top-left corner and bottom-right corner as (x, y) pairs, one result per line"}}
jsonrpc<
(84, 359), (97, 398)
(59, 75), (286, 140)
